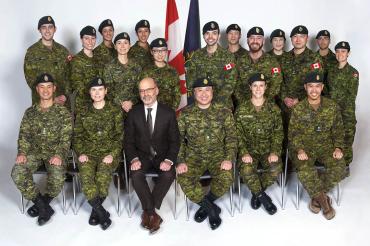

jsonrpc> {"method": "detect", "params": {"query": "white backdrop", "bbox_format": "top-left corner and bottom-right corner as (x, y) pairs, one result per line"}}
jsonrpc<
(0, 0), (369, 245)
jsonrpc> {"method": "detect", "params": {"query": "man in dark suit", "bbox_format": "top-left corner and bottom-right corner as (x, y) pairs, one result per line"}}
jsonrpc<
(124, 77), (180, 234)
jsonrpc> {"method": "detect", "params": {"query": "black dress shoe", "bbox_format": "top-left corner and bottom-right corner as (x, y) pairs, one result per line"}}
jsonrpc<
(88, 209), (99, 225)
(27, 205), (39, 217)
(257, 192), (277, 215)
(194, 206), (208, 223)
(251, 193), (261, 210)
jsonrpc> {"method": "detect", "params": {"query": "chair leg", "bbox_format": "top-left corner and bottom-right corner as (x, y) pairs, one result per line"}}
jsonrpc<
(229, 186), (234, 217)
(174, 179), (177, 220)
(116, 174), (121, 216)
(72, 174), (77, 215)
(336, 182), (341, 206)
(238, 175), (242, 213)
(62, 182), (66, 215)
(185, 195), (189, 221)
(128, 179), (132, 218)
(280, 173), (284, 209)
(282, 148), (289, 210)
(296, 180), (300, 210)
(21, 193), (25, 214)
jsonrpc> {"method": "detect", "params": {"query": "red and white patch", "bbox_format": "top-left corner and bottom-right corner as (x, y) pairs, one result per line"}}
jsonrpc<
(353, 73), (358, 78)
(223, 63), (235, 71)
(66, 54), (73, 62)
(310, 62), (321, 70)
(271, 67), (281, 74)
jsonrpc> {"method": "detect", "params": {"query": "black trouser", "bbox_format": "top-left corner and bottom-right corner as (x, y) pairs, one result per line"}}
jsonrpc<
(130, 157), (175, 212)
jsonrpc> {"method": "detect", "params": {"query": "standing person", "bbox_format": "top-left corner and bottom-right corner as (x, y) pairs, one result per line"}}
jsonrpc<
(24, 16), (72, 107)
(186, 21), (237, 110)
(226, 24), (247, 61)
(177, 78), (237, 230)
(128, 19), (153, 69)
(316, 30), (337, 71)
(70, 25), (98, 113)
(236, 27), (282, 105)
(142, 38), (181, 110)
(11, 73), (72, 226)
(235, 73), (283, 215)
(327, 41), (359, 172)
(267, 29), (287, 64)
(73, 77), (123, 230)
(289, 71), (346, 220)
(94, 19), (116, 76)
(124, 77), (180, 234)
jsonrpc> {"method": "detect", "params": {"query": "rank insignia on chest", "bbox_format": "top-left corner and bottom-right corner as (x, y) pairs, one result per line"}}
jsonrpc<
(223, 63), (235, 71)
(315, 126), (322, 132)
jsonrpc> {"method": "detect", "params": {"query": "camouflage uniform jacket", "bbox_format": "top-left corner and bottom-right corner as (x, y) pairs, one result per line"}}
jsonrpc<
(288, 97), (345, 154)
(236, 52), (283, 103)
(73, 101), (123, 158)
(280, 48), (323, 101)
(229, 46), (248, 62)
(177, 103), (237, 164)
(317, 49), (337, 71)
(94, 42), (116, 77)
(186, 45), (237, 109)
(103, 58), (142, 106)
(235, 100), (283, 156)
(18, 103), (72, 158)
(128, 41), (153, 69)
(24, 39), (71, 104)
(142, 63), (181, 110)
(267, 50), (287, 65)
(70, 50), (98, 111)
(327, 63), (359, 138)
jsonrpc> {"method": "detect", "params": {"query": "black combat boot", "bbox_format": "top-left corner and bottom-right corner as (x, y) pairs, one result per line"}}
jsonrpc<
(27, 193), (54, 217)
(199, 193), (222, 230)
(250, 193), (261, 210)
(88, 197), (111, 230)
(195, 193), (221, 223)
(257, 191), (277, 215)
(89, 197), (110, 226)
(32, 193), (55, 226)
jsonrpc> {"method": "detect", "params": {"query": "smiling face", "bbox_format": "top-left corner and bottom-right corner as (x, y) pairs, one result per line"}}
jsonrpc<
(36, 82), (55, 100)
(335, 48), (350, 63)
(102, 26), (114, 42)
(203, 30), (219, 47)
(271, 37), (285, 52)
(291, 34), (308, 49)
(139, 78), (159, 107)
(137, 27), (150, 43)
(151, 47), (168, 63)
(39, 24), (56, 42)
(89, 85), (107, 103)
(304, 82), (324, 102)
(194, 86), (213, 108)
(247, 35), (264, 52)
(115, 39), (130, 56)
(227, 30), (241, 45)
(250, 80), (266, 100)
(81, 35), (96, 51)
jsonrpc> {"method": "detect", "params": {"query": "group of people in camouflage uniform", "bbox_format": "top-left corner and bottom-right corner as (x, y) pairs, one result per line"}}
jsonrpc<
(12, 15), (359, 233)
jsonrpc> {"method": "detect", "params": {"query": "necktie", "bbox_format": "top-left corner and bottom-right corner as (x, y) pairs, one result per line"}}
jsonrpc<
(147, 108), (153, 136)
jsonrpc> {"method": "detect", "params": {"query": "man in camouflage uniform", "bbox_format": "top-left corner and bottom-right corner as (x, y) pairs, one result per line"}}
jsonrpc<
(94, 19), (117, 76)
(327, 41), (359, 170)
(225, 24), (248, 62)
(267, 29), (287, 64)
(70, 25), (98, 113)
(316, 30), (337, 72)
(289, 71), (346, 220)
(142, 38), (181, 111)
(103, 32), (142, 113)
(11, 73), (72, 226)
(128, 19), (153, 69)
(186, 21), (237, 110)
(236, 27), (283, 105)
(74, 77), (123, 230)
(177, 77), (237, 230)
(235, 73), (283, 215)
(24, 16), (72, 107)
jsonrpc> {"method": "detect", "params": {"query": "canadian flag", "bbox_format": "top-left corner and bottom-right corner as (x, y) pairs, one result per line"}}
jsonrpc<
(311, 62), (321, 70)
(271, 67), (281, 74)
(223, 63), (235, 71)
(165, 0), (187, 110)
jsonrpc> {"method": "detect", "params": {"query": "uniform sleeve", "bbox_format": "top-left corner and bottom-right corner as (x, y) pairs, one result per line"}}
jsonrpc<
(267, 61), (283, 99)
(171, 70), (181, 110)
(176, 111), (187, 164)
(270, 106), (284, 155)
(332, 104), (345, 150)
(110, 108), (124, 158)
(288, 107), (306, 153)
(224, 111), (238, 161)
(24, 49), (36, 89)
(73, 112), (87, 156)
(102, 65), (117, 105)
(17, 110), (32, 155)
(54, 108), (73, 158)
(342, 71), (359, 141)
(70, 59), (84, 93)
(234, 108), (249, 157)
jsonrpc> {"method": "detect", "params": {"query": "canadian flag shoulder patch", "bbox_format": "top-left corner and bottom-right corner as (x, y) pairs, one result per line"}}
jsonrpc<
(353, 73), (359, 78)
(66, 54), (73, 62)
(310, 62), (321, 70)
(271, 67), (281, 74)
(223, 63), (235, 71)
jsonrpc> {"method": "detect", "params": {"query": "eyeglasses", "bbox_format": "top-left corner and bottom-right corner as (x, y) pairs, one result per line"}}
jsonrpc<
(139, 87), (157, 94)
(152, 49), (167, 54)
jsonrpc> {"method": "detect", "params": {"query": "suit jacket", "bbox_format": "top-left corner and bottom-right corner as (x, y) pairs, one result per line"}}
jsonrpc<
(124, 102), (180, 165)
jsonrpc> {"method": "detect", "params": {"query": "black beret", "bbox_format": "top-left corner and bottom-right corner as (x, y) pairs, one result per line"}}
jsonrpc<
(114, 32), (130, 44)
(98, 19), (114, 33)
(35, 73), (54, 85)
(270, 29), (286, 41)
(248, 73), (266, 85)
(304, 71), (324, 84)
(202, 21), (219, 35)
(335, 41), (350, 51)
(290, 25), (308, 37)
(247, 26), (264, 38)
(316, 30), (330, 39)
(192, 77), (214, 88)
(80, 26), (96, 38)
(89, 77), (106, 88)
(150, 38), (167, 49)
(38, 16), (55, 29)
(135, 19), (150, 32)
(226, 24), (241, 34)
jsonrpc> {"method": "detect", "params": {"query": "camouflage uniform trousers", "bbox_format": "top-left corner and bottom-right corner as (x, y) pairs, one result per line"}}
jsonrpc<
(11, 154), (66, 200)
(177, 154), (233, 204)
(78, 155), (119, 200)
(291, 147), (346, 198)
(239, 152), (282, 194)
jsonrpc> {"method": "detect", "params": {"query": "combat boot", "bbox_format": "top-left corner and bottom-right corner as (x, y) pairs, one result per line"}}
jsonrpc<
(257, 191), (277, 215)
(200, 198), (222, 230)
(89, 197), (110, 226)
(250, 193), (261, 210)
(27, 193), (54, 217)
(309, 196), (321, 214)
(32, 193), (54, 226)
(316, 192), (335, 220)
(88, 197), (111, 230)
